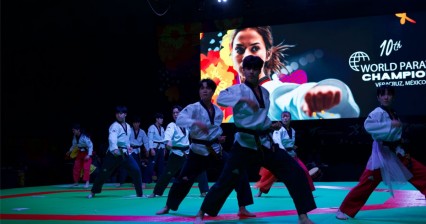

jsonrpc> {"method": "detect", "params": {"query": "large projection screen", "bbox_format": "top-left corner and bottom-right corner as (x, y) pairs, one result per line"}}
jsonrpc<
(200, 11), (426, 122)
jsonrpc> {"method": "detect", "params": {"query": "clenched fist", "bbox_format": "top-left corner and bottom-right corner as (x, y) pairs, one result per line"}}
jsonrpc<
(302, 85), (341, 117)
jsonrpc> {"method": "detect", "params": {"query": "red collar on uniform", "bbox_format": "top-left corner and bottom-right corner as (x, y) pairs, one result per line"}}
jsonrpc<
(259, 76), (271, 85)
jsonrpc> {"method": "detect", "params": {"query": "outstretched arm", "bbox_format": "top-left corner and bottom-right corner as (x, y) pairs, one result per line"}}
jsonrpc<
(302, 85), (341, 117)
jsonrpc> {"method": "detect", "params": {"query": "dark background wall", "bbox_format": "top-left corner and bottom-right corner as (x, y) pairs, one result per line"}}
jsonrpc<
(1, 0), (425, 188)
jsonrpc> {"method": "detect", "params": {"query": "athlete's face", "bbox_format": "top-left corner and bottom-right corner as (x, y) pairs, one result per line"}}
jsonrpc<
(172, 108), (180, 121)
(156, 117), (164, 125)
(199, 82), (214, 102)
(377, 90), (394, 108)
(231, 28), (269, 76)
(281, 113), (291, 126)
(242, 67), (261, 85)
(116, 112), (127, 122)
(132, 121), (140, 129)
(72, 128), (81, 136)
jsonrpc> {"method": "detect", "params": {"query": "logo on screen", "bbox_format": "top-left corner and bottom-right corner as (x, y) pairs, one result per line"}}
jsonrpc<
(349, 51), (370, 72)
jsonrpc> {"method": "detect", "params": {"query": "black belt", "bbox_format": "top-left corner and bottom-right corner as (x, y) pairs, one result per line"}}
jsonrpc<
(236, 127), (272, 151)
(191, 138), (221, 159)
(235, 127), (279, 154)
(172, 146), (190, 152)
(131, 145), (141, 149)
(191, 138), (218, 146)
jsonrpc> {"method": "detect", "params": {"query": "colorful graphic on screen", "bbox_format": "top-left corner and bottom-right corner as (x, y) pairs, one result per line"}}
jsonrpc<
(200, 12), (426, 122)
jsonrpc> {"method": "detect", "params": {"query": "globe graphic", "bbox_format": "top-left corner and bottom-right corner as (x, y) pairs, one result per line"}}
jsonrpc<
(349, 51), (370, 72)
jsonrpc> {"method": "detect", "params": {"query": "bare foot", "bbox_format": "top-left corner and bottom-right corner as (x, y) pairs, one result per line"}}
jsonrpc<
(84, 181), (90, 188)
(142, 183), (146, 189)
(86, 193), (95, 199)
(255, 190), (262, 197)
(194, 210), (205, 224)
(298, 214), (314, 224)
(156, 206), (170, 215)
(238, 206), (256, 217)
(336, 209), (349, 220)
(148, 193), (160, 198)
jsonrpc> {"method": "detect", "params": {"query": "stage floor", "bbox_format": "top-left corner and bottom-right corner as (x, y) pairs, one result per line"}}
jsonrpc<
(1, 182), (425, 223)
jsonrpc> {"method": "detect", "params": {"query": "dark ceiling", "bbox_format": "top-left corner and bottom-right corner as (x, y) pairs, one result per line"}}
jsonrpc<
(148, 0), (425, 28)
